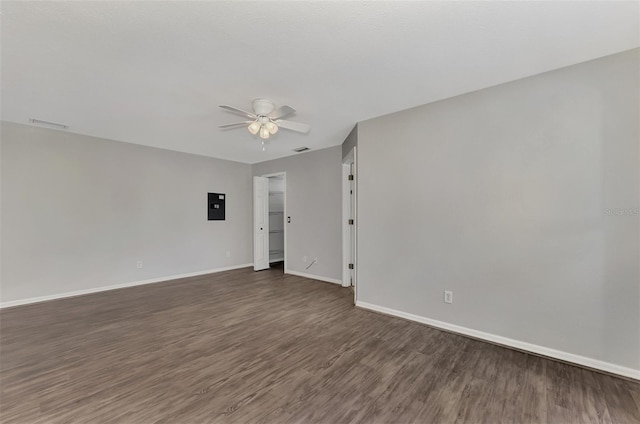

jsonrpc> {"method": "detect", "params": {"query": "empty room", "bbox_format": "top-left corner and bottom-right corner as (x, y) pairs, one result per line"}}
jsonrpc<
(1, 1), (639, 423)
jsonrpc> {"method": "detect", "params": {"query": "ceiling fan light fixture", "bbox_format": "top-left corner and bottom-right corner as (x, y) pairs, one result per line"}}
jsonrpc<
(247, 121), (261, 135)
(265, 121), (278, 135)
(220, 100), (309, 148)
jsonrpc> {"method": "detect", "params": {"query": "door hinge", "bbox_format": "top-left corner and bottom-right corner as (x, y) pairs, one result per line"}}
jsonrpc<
(348, 219), (354, 225)
(348, 174), (354, 181)
(348, 263), (354, 269)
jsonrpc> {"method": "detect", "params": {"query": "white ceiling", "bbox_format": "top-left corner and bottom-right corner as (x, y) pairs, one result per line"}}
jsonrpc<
(1, 1), (638, 164)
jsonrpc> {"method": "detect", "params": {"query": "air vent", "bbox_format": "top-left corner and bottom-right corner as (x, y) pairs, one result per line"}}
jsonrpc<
(292, 147), (310, 153)
(29, 118), (68, 130)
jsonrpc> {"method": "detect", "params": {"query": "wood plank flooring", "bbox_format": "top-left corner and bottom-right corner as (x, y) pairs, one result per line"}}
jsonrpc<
(1, 266), (639, 423)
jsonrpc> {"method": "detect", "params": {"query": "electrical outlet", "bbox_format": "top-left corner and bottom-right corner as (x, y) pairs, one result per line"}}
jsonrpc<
(314, 257), (318, 264)
(444, 290), (453, 304)
(226, 251), (231, 258)
(136, 261), (143, 269)
(303, 256), (307, 263)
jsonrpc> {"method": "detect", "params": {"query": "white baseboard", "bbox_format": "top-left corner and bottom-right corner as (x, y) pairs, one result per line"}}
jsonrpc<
(0, 263), (253, 309)
(285, 270), (342, 285)
(356, 301), (640, 381)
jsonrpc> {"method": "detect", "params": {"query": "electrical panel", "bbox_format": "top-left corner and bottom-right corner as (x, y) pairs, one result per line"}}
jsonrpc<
(208, 192), (225, 221)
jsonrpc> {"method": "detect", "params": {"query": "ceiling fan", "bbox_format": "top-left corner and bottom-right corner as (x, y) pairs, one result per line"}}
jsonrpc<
(219, 99), (310, 141)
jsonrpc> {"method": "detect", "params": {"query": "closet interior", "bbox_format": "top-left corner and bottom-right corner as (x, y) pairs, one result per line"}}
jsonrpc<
(268, 176), (284, 265)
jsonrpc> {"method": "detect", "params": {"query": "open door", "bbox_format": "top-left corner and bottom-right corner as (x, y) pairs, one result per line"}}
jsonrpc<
(342, 147), (357, 302)
(348, 162), (356, 286)
(253, 176), (269, 271)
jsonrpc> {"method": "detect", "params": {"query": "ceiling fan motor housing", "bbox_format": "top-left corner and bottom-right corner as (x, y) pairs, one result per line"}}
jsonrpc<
(252, 98), (274, 116)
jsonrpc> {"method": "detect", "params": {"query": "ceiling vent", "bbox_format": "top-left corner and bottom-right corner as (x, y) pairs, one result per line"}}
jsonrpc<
(29, 118), (68, 130)
(292, 147), (310, 153)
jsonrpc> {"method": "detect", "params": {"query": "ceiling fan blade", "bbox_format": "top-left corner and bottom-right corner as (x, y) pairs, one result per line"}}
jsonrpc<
(219, 121), (252, 129)
(276, 119), (310, 134)
(219, 105), (257, 119)
(270, 105), (296, 120)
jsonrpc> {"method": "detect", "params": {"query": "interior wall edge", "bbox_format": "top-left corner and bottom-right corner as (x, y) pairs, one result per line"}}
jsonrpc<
(356, 300), (640, 381)
(285, 269), (342, 285)
(0, 263), (253, 309)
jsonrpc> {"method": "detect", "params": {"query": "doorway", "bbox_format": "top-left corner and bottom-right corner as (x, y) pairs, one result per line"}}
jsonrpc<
(253, 172), (286, 272)
(342, 147), (356, 302)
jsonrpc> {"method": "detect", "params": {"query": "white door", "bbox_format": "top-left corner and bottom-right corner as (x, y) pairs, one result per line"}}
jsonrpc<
(342, 148), (357, 295)
(349, 162), (356, 287)
(253, 176), (269, 271)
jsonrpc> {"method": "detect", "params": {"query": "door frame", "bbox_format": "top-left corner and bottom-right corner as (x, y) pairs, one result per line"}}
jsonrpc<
(261, 171), (287, 273)
(342, 147), (357, 300)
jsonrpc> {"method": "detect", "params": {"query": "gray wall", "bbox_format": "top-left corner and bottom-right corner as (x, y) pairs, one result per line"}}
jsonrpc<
(1, 122), (253, 303)
(342, 124), (358, 159)
(253, 146), (342, 282)
(357, 49), (639, 370)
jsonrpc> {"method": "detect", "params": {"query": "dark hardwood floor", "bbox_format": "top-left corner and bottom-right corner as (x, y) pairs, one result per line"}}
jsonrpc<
(1, 266), (639, 423)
